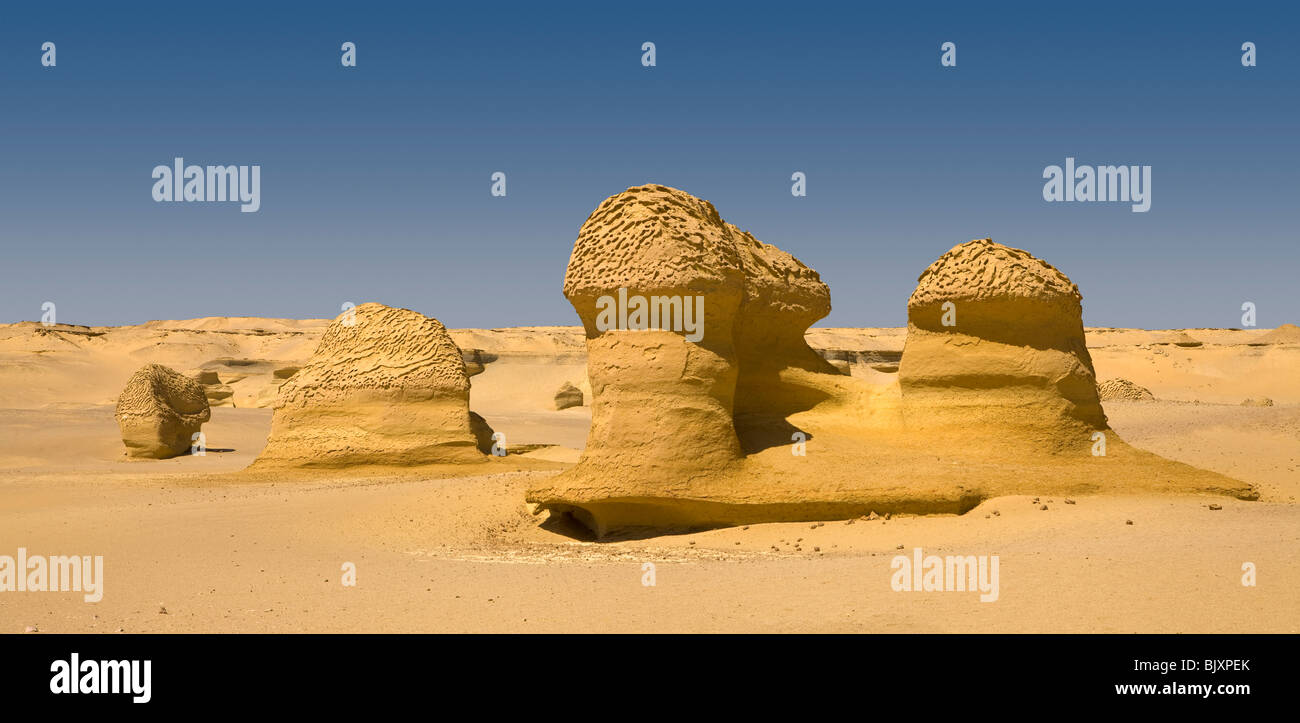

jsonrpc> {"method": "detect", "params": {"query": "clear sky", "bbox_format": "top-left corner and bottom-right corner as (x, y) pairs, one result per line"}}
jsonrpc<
(1, 1), (1295, 329)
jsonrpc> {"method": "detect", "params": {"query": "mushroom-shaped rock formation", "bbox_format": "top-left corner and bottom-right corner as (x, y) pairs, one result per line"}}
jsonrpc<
(528, 197), (1256, 538)
(899, 239), (1107, 449)
(528, 185), (876, 535)
(115, 364), (211, 458)
(896, 239), (1252, 498)
(559, 185), (749, 480)
(251, 303), (486, 468)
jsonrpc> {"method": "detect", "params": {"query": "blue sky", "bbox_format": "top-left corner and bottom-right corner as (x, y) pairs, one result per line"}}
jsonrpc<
(0, 1), (1295, 329)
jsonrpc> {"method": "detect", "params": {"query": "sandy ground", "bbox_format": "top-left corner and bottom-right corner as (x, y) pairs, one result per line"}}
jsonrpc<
(0, 320), (1296, 632)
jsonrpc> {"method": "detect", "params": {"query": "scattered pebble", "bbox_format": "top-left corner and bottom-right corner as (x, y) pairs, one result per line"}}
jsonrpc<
(1208, 504), (1222, 511)
(1064, 499), (1076, 505)
(1126, 520), (1134, 525)
(991, 510), (1000, 516)
(1039, 504), (1048, 511)
(158, 606), (169, 615)
(24, 625), (38, 634)
(896, 544), (904, 550)
(813, 546), (821, 552)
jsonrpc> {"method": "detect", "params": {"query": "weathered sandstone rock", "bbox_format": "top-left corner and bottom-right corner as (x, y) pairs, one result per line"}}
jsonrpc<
(898, 239), (1107, 448)
(554, 382), (583, 410)
(115, 364), (211, 458)
(528, 196), (1256, 537)
(252, 303), (485, 468)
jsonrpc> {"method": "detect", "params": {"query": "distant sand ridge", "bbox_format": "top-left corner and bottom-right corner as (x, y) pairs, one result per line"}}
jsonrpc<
(1253, 323), (1300, 345)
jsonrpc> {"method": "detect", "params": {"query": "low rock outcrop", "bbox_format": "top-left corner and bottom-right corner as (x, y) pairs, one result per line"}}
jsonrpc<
(252, 303), (486, 468)
(1098, 378), (1156, 401)
(115, 364), (211, 458)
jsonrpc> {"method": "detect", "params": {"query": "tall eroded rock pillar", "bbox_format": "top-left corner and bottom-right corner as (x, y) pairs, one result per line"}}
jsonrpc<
(562, 186), (748, 480)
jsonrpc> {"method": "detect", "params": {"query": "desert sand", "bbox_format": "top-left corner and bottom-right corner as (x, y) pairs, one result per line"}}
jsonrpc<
(1, 315), (1297, 632)
(1, 186), (1297, 633)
